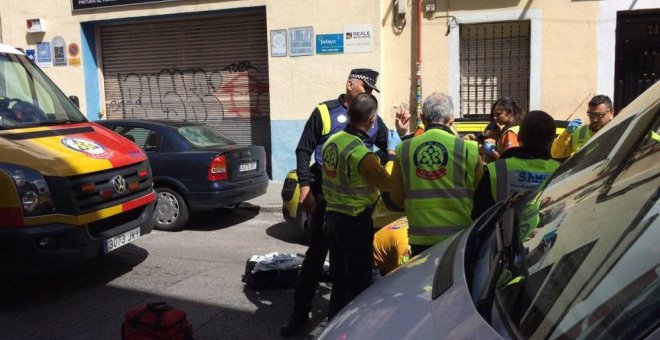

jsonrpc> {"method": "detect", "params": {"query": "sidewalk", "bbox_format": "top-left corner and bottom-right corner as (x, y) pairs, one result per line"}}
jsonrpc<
(243, 180), (284, 213)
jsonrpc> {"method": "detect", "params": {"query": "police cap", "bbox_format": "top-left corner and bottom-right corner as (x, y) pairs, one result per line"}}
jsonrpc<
(348, 68), (380, 93)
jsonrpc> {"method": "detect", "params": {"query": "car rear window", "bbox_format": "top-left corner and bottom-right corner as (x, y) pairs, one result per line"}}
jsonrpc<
(176, 125), (235, 148)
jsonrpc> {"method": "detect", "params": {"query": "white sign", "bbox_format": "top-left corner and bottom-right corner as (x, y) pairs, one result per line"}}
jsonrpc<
(344, 24), (373, 54)
(52, 36), (67, 67)
(270, 29), (287, 57)
(288, 27), (314, 57)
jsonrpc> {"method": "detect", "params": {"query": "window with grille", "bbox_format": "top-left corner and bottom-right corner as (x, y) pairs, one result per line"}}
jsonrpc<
(459, 21), (530, 117)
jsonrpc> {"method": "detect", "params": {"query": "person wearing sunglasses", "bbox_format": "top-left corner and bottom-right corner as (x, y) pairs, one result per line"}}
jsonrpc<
(551, 95), (614, 159)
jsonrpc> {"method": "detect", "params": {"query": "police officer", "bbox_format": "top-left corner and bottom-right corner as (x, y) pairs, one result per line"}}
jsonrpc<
(282, 69), (397, 336)
(389, 92), (482, 256)
(322, 93), (399, 320)
(472, 110), (561, 220)
(551, 95), (614, 159)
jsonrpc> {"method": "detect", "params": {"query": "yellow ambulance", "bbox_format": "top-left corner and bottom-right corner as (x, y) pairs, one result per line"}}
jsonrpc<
(0, 44), (156, 268)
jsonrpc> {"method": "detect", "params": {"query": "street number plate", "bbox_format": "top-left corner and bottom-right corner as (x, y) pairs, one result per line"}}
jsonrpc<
(239, 161), (257, 172)
(103, 227), (140, 253)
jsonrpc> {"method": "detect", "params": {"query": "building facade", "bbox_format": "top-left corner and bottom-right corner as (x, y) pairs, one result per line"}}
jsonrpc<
(0, 0), (657, 180)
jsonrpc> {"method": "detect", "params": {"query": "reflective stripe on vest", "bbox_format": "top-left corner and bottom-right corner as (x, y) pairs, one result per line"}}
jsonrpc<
(487, 157), (561, 202)
(322, 131), (378, 216)
(396, 129), (480, 246)
(319, 104), (332, 136)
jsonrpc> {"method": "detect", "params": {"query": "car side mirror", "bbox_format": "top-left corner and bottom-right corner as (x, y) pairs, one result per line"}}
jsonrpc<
(69, 96), (80, 109)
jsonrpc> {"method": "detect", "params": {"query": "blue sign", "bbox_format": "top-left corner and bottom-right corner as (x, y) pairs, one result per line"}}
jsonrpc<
(316, 34), (344, 54)
(36, 42), (52, 67)
(26, 49), (36, 62)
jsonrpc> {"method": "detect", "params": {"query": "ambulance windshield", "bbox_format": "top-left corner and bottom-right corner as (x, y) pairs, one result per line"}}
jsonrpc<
(0, 52), (86, 129)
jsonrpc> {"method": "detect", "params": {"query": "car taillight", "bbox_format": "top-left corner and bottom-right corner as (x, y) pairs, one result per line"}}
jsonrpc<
(208, 154), (228, 181)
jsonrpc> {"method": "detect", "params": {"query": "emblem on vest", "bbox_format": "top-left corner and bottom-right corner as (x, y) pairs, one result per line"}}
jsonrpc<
(413, 141), (449, 180)
(322, 143), (339, 178)
(337, 115), (347, 123)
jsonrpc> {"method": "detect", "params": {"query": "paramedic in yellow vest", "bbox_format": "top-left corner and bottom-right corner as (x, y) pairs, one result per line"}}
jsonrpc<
(389, 92), (483, 257)
(472, 110), (561, 219)
(552, 95), (614, 159)
(322, 93), (401, 320)
(283, 69), (405, 336)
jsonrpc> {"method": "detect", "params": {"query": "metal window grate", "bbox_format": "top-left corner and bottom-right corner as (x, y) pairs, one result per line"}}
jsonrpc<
(459, 21), (531, 116)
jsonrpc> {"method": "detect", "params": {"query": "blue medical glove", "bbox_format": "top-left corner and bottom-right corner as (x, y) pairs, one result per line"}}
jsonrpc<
(566, 118), (583, 134)
(387, 129), (401, 151)
(483, 141), (496, 155)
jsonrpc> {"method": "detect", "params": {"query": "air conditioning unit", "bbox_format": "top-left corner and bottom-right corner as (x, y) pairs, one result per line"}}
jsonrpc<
(27, 19), (45, 33)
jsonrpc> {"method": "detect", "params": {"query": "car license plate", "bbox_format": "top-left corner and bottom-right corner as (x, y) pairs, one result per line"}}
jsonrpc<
(239, 161), (257, 172)
(103, 227), (140, 253)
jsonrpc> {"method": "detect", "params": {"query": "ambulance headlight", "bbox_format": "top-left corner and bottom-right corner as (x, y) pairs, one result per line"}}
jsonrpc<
(0, 164), (55, 217)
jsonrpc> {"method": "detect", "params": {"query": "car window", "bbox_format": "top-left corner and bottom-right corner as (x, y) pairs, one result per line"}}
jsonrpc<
(545, 116), (635, 184)
(175, 124), (234, 148)
(495, 114), (660, 339)
(112, 126), (159, 152)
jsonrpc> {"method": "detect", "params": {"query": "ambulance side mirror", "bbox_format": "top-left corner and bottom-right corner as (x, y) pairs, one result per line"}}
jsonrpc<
(69, 95), (80, 109)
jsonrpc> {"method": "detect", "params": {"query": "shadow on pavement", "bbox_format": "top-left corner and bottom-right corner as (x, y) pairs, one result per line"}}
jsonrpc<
(265, 221), (308, 246)
(0, 244), (149, 309)
(242, 284), (331, 340)
(186, 207), (260, 231)
(0, 243), (330, 339)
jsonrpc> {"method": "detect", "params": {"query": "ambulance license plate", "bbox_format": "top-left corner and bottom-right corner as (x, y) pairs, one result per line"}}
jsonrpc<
(239, 161), (257, 172)
(103, 227), (140, 253)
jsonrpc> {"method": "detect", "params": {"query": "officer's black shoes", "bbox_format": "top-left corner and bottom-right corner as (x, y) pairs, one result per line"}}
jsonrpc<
(281, 313), (310, 337)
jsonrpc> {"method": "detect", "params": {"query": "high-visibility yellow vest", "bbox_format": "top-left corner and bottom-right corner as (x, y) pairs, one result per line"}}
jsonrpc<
(497, 125), (520, 154)
(652, 131), (660, 142)
(570, 125), (594, 154)
(396, 128), (480, 246)
(486, 157), (560, 202)
(322, 131), (379, 216)
(315, 101), (378, 165)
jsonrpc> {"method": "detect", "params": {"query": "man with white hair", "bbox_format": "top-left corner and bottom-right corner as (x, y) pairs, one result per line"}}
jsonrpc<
(389, 92), (483, 256)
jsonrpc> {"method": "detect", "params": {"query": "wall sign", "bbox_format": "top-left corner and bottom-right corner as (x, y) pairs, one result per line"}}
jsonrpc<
(344, 24), (373, 54)
(52, 36), (67, 67)
(68, 42), (81, 66)
(72, 0), (178, 11)
(26, 49), (36, 62)
(270, 29), (287, 57)
(288, 27), (314, 57)
(316, 34), (343, 54)
(36, 42), (52, 68)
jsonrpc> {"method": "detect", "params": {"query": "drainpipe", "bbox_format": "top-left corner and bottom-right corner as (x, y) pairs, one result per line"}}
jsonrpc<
(415, 0), (423, 124)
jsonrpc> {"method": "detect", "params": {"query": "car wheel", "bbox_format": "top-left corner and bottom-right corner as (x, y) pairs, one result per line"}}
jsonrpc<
(154, 187), (189, 231)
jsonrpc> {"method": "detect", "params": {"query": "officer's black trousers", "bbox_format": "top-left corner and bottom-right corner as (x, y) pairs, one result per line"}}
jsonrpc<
(291, 194), (328, 318)
(326, 209), (374, 320)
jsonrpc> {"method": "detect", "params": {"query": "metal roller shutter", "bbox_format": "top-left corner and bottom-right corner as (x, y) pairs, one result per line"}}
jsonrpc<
(459, 21), (530, 116)
(99, 9), (271, 173)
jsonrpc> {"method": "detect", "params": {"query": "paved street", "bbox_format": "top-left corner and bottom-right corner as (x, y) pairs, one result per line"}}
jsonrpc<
(0, 204), (329, 339)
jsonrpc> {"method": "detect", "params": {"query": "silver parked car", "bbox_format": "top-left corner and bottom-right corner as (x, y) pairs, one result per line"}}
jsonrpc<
(320, 82), (660, 339)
